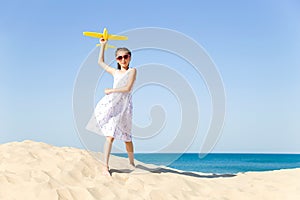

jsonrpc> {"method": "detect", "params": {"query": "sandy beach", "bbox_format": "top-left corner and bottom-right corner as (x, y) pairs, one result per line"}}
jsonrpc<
(0, 140), (299, 200)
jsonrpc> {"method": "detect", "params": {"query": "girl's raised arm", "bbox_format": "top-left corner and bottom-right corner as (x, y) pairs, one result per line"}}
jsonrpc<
(98, 39), (116, 76)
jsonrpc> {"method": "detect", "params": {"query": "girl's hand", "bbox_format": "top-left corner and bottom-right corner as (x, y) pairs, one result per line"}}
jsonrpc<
(105, 88), (113, 95)
(99, 38), (107, 46)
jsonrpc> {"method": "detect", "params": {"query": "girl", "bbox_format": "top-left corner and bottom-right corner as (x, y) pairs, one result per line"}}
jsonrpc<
(86, 38), (137, 176)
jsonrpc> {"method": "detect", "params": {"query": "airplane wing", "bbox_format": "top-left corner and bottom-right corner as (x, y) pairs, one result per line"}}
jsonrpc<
(83, 32), (103, 38)
(107, 34), (128, 40)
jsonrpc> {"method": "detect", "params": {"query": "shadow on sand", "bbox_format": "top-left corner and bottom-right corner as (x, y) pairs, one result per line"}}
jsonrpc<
(109, 164), (236, 179)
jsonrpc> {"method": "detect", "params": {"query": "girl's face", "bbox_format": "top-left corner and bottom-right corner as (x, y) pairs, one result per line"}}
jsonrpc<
(116, 50), (131, 69)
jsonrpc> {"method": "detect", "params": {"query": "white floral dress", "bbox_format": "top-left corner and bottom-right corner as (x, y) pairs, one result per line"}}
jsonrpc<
(85, 68), (135, 141)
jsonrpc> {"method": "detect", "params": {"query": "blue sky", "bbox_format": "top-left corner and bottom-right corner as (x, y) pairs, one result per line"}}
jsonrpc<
(1, 0), (300, 153)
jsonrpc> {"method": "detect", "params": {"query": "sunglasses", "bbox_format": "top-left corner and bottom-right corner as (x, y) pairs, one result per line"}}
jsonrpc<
(116, 54), (130, 61)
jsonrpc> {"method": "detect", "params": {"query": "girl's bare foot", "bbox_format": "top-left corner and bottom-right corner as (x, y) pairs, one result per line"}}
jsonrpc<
(128, 163), (136, 170)
(102, 166), (111, 176)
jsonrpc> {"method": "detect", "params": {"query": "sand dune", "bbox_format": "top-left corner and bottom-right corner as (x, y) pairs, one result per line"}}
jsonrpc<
(0, 140), (299, 200)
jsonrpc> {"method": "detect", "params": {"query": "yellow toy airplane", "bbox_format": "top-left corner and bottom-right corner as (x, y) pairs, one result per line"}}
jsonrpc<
(83, 27), (128, 49)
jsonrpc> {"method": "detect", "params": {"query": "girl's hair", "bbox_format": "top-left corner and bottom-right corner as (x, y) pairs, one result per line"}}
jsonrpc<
(115, 47), (131, 70)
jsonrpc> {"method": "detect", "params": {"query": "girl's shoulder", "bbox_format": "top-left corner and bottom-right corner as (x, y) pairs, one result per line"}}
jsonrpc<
(128, 68), (137, 76)
(129, 67), (136, 73)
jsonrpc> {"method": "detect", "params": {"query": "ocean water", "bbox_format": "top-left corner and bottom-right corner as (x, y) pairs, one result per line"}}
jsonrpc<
(113, 153), (300, 174)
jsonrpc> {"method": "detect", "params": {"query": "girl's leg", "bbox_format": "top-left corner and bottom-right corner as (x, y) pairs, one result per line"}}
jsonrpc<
(125, 141), (135, 167)
(103, 136), (114, 175)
